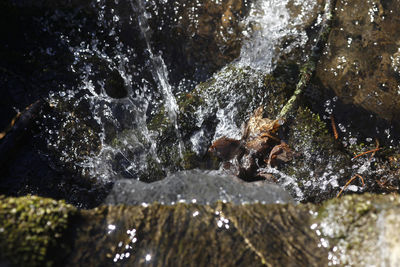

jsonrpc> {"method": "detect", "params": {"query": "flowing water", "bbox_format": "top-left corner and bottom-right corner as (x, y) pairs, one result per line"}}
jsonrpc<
(32, 0), (399, 203)
(130, 0), (184, 157)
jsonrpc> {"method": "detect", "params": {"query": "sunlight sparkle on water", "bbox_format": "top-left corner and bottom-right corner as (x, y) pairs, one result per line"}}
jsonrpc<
(107, 224), (116, 234)
(145, 254), (152, 261)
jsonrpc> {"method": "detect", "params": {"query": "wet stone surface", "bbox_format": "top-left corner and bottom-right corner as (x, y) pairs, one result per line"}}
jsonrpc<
(5, 194), (400, 267)
(68, 200), (326, 266)
(315, 0), (400, 128)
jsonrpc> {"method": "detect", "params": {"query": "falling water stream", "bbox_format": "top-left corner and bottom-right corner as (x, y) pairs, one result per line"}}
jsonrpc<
(130, 0), (184, 158)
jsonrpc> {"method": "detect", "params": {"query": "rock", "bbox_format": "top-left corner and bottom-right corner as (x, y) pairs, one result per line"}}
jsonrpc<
(3, 194), (400, 266)
(105, 169), (293, 205)
(67, 201), (327, 266)
(146, 0), (253, 82)
(279, 107), (353, 202)
(140, 65), (292, 181)
(0, 195), (77, 267)
(315, 0), (400, 124)
(0, 0), (131, 207)
(316, 193), (400, 266)
(178, 65), (292, 155)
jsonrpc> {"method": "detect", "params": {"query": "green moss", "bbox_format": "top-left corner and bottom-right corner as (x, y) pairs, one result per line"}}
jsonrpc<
(280, 107), (353, 201)
(0, 195), (77, 267)
(317, 194), (375, 222)
(147, 105), (170, 133)
(181, 150), (199, 170)
(288, 107), (333, 153)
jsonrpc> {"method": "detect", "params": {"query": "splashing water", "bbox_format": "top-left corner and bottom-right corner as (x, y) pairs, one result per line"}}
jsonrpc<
(130, 0), (184, 158)
(239, 0), (319, 71)
(38, 0), (359, 202)
(43, 0), (164, 181)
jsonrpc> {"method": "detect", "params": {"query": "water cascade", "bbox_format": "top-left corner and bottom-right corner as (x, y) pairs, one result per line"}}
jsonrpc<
(130, 0), (184, 158)
(41, 0), (341, 201)
(2, 0), (399, 206)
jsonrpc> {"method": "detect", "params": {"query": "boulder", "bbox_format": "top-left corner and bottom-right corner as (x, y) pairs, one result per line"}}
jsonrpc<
(3, 193), (400, 266)
(315, 0), (400, 124)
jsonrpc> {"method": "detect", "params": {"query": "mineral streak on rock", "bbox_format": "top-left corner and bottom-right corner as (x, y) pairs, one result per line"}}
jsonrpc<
(68, 201), (327, 266)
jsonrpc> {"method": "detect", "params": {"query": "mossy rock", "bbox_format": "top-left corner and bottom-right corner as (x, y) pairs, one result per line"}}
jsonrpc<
(145, 65), (293, 176)
(67, 201), (327, 266)
(3, 194), (400, 266)
(315, 193), (400, 266)
(177, 65), (291, 132)
(0, 195), (77, 267)
(281, 107), (353, 202)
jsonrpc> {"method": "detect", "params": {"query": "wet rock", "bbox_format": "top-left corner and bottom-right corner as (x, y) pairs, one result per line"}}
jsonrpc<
(279, 107), (353, 202)
(105, 169), (293, 205)
(104, 69), (128, 99)
(146, 0), (253, 82)
(178, 64), (292, 152)
(0, 0), (141, 207)
(3, 194), (400, 266)
(315, 0), (400, 124)
(239, 0), (327, 71)
(316, 193), (400, 266)
(41, 96), (103, 173)
(68, 201), (327, 266)
(143, 65), (293, 179)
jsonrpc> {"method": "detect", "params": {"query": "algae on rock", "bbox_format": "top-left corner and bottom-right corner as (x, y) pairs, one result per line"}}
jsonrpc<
(279, 107), (352, 202)
(3, 194), (400, 266)
(316, 193), (400, 266)
(0, 195), (77, 267)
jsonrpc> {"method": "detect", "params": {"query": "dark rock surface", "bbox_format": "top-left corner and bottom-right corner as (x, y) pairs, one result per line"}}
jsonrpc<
(314, 0), (400, 135)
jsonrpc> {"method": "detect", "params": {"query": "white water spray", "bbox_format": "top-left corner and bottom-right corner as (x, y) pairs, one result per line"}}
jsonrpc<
(130, 0), (184, 158)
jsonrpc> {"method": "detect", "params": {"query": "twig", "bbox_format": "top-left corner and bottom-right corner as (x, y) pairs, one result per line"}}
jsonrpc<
(330, 115), (338, 139)
(279, 0), (337, 119)
(336, 174), (365, 198)
(0, 100), (46, 168)
(352, 148), (381, 160)
(352, 139), (380, 160)
(368, 139), (380, 161)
